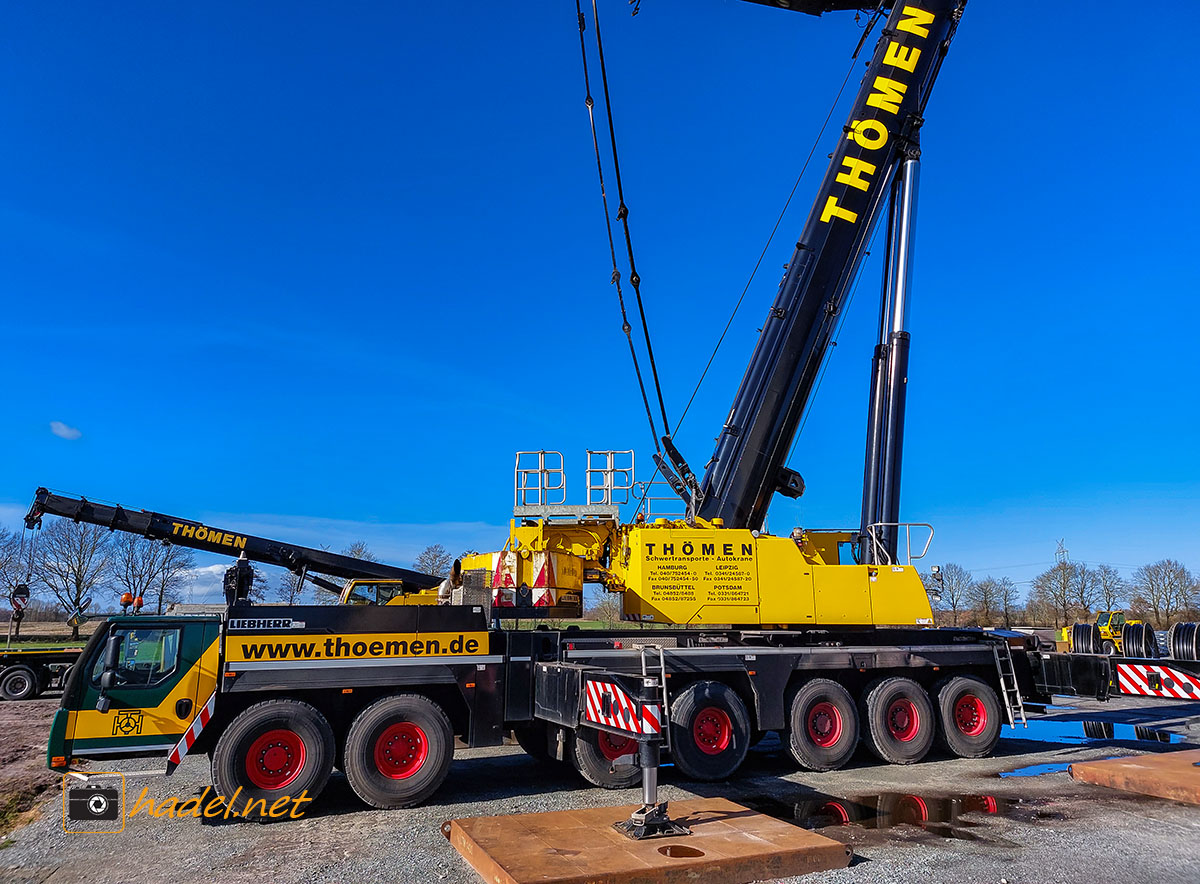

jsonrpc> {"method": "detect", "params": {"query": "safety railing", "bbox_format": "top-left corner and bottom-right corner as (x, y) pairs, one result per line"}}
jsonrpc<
(633, 480), (686, 520)
(865, 522), (934, 566)
(514, 450), (566, 508)
(586, 450), (635, 506)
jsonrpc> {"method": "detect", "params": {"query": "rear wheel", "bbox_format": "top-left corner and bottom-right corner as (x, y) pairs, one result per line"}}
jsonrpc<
(212, 699), (335, 816)
(571, 727), (640, 789)
(933, 676), (1002, 758)
(0, 666), (39, 701)
(669, 681), (751, 781)
(861, 677), (935, 765)
(786, 678), (859, 771)
(343, 694), (453, 808)
(1102, 640), (1118, 656)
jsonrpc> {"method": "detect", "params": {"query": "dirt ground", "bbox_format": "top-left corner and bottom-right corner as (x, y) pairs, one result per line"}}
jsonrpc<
(0, 699), (57, 838)
(1, 694), (1197, 884)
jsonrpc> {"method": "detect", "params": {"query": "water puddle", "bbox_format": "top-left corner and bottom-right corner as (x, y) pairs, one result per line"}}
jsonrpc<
(1001, 719), (1185, 746)
(741, 791), (1040, 841)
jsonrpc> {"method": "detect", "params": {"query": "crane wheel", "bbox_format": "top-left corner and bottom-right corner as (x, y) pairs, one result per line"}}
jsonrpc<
(513, 723), (554, 763)
(211, 699), (335, 817)
(785, 678), (859, 771)
(343, 694), (453, 809)
(571, 727), (640, 789)
(0, 666), (39, 701)
(933, 676), (1001, 758)
(668, 680), (751, 782)
(794, 797), (862, 826)
(860, 677), (935, 765)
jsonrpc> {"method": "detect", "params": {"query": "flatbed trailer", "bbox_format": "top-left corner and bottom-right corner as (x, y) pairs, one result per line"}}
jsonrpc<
(1, 646), (83, 701)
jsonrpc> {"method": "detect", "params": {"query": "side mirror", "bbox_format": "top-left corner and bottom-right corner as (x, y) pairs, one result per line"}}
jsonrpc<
(95, 633), (124, 713)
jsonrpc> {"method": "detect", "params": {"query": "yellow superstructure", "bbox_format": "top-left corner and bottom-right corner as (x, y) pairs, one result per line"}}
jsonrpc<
(463, 516), (934, 628)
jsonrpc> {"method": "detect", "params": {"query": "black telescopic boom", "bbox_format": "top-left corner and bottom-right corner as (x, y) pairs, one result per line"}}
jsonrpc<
(24, 488), (441, 592)
(697, 1), (964, 531)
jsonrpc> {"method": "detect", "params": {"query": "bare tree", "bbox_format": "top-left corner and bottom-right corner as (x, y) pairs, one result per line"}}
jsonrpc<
(967, 577), (1000, 626)
(275, 570), (307, 605)
(1032, 562), (1075, 626)
(588, 596), (622, 626)
(1132, 559), (1195, 627)
(0, 526), (25, 593)
(1071, 564), (1099, 619)
(112, 536), (195, 614)
(997, 576), (1020, 628)
(414, 543), (452, 578)
(1095, 564), (1126, 613)
(152, 545), (195, 614)
(922, 563), (971, 626)
(33, 520), (113, 639)
(343, 541), (378, 563)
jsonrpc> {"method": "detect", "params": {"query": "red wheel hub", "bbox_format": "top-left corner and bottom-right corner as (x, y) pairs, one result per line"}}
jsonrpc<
(953, 693), (988, 737)
(818, 801), (851, 825)
(374, 721), (429, 779)
(245, 729), (306, 790)
(693, 706), (733, 755)
(896, 795), (929, 824)
(596, 731), (636, 762)
(886, 698), (921, 743)
(806, 701), (844, 748)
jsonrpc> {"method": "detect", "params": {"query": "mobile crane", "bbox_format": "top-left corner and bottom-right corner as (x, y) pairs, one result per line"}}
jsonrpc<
(39, 0), (1200, 824)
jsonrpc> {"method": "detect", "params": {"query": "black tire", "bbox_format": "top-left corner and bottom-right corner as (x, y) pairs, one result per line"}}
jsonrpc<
(513, 723), (554, 762)
(1101, 640), (1117, 656)
(933, 676), (1002, 758)
(343, 693), (453, 808)
(211, 699), (335, 817)
(571, 727), (640, 789)
(668, 680), (751, 781)
(0, 666), (38, 701)
(860, 677), (935, 765)
(794, 797), (862, 826)
(1071, 623), (1101, 654)
(1121, 622), (1159, 659)
(786, 678), (859, 772)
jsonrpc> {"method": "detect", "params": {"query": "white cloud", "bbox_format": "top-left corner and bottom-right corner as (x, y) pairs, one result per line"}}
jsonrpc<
(50, 421), (82, 440)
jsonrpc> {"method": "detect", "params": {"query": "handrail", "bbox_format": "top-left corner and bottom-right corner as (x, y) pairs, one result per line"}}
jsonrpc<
(865, 522), (934, 566)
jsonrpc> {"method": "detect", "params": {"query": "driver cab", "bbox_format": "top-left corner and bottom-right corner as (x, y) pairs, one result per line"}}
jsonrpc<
(338, 579), (438, 606)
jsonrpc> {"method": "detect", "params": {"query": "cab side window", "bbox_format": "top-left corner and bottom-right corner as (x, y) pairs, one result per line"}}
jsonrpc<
(90, 628), (182, 689)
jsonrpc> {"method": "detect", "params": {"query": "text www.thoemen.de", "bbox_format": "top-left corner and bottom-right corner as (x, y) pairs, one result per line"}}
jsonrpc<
(238, 634), (482, 660)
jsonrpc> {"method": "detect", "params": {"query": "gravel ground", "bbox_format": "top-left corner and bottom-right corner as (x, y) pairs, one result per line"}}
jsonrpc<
(2, 695), (1198, 884)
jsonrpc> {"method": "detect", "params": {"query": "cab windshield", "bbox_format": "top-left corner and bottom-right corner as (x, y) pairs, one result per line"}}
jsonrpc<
(343, 581), (405, 606)
(1097, 613), (1110, 627)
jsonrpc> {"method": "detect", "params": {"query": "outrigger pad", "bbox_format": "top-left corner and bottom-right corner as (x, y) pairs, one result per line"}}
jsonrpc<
(613, 801), (692, 841)
(443, 797), (852, 884)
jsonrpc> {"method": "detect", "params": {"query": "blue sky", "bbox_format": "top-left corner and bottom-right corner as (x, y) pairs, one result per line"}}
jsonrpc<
(2, 2), (1196, 604)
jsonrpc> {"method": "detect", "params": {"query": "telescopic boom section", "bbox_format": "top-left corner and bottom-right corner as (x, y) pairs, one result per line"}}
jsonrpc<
(24, 488), (441, 593)
(697, 1), (964, 531)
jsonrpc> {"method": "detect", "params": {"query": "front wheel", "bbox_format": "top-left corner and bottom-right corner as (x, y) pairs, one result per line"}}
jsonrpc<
(668, 681), (751, 781)
(211, 699), (335, 817)
(343, 694), (454, 808)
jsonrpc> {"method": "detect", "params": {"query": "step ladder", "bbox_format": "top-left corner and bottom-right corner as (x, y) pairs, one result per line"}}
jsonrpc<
(993, 641), (1027, 728)
(638, 645), (671, 749)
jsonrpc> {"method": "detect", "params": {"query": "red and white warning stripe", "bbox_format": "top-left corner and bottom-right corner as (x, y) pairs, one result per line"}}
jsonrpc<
(584, 679), (661, 735)
(166, 690), (217, 771)
(1115, 662), (1200, 699)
